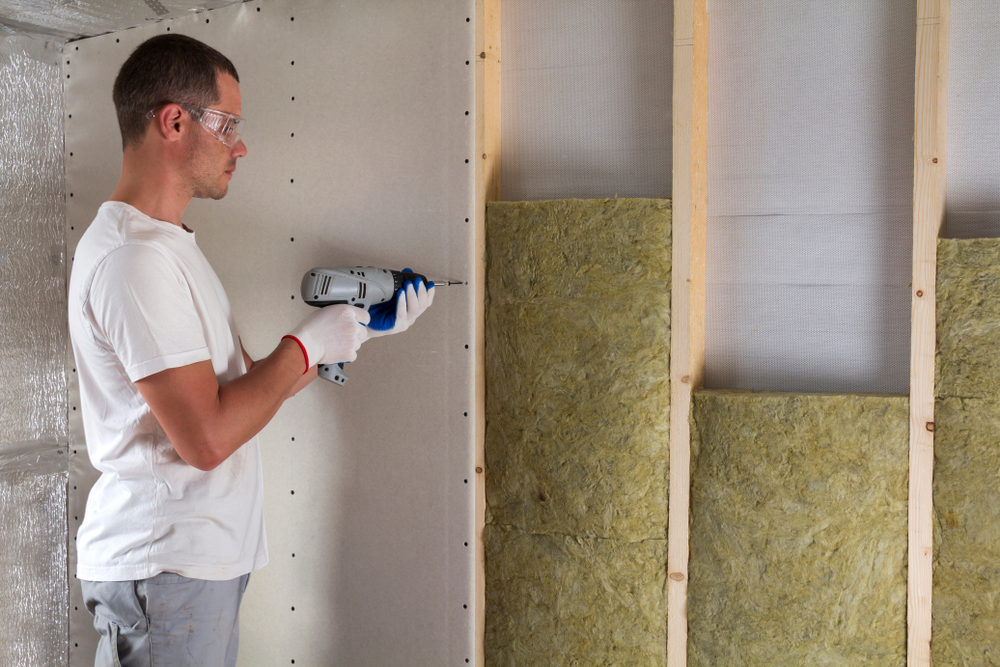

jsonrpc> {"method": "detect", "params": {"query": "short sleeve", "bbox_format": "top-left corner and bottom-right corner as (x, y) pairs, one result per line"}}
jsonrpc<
(87, 243), (211, 382)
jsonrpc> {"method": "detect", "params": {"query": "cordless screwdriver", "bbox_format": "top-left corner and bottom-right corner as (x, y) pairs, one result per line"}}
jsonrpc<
(301, 266), (464, 385)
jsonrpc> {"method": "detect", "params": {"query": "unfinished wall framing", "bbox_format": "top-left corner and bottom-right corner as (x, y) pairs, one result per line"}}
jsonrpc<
(474, 2), (500, 663)
(667, 1), (707, 663)
(482, 1), (1000, 666)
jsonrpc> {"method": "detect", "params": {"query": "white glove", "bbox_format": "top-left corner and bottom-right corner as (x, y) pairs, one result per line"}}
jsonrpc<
(284, 305), (370, 373)
(366, 279), (435, 338)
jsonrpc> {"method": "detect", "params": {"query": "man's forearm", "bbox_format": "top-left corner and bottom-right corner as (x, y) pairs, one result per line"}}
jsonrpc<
(286, 364), (318, 397)
(210, 337), (307, 462)
(136, 337), (309, 471)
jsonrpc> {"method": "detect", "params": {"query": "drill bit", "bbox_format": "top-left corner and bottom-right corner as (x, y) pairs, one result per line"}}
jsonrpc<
(428, 279), (467, 286)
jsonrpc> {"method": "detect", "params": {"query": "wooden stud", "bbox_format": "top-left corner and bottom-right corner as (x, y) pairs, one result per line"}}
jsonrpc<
(668, 0), (708, 665)
(909, 1), (948, 665)
(474, 1), (499, 666)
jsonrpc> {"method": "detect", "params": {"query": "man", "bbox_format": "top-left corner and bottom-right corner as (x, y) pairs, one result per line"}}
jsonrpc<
(68, 33), (433, 666)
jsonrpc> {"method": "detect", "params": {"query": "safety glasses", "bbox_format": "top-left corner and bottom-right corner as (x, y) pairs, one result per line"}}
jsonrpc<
(147, 104), (246, 148)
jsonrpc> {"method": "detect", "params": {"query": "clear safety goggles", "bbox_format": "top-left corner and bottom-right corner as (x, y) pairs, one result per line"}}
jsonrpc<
(147, 105), (246, 148)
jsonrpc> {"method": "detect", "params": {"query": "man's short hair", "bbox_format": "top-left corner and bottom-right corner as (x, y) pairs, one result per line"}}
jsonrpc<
(113, 33), (239, 150)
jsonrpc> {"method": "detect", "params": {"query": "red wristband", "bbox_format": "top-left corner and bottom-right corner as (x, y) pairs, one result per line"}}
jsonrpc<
(282, 335), (309, 374)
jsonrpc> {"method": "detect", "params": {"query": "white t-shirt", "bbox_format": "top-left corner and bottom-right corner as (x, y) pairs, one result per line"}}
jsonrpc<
(69, 201), (268, 582)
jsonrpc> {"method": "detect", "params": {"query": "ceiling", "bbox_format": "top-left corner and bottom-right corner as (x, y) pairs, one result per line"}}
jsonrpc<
(0, 0), (241, 40)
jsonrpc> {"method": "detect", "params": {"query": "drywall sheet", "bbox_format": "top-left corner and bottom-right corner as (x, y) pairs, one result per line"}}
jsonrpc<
(484, 199), (671, 665)
(705, 0), (914, 394)
(688, 391), (908, 666)
(934, 239), (1000, 663)
(0, 443), (68, 667)
(499, 0), (672, 201)
(62, 2), (476, 665)
(945, 1), (1000, 238)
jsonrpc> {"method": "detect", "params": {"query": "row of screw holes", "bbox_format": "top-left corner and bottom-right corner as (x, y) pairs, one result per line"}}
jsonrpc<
(464, 11), (474, 655)
(66, 46), (78, 643)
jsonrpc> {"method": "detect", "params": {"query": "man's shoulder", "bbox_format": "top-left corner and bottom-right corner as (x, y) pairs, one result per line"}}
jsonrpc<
(81, 203), (188, 267)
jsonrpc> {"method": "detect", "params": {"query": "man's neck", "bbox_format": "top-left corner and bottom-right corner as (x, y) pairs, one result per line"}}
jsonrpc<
(111, 149), (191, 227)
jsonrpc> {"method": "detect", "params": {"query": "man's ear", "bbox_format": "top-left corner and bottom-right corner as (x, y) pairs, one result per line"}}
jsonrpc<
(155, 103), (187, 142)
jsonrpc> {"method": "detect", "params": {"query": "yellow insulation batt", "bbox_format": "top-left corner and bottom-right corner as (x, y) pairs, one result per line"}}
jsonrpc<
(688, 390), (908, 666)
(483, 524), (667, 665)
(934, 238), (1000, 665)
(484, 198), (671, 665)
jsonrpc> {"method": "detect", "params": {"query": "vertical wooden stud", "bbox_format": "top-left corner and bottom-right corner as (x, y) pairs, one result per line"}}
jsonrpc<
(668, 0), (708, 665)
(910, 1), (948, 665)
(474, 1), (499, 665)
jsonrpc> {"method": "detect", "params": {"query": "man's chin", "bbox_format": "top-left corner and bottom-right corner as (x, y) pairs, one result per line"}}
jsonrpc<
(192, 184), (229, 201)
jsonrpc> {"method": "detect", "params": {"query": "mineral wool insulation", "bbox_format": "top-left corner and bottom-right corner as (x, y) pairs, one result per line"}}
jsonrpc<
(484, 198), (671, 665)
(934, 239), (1000, 664)
(688, 391), (908, 666)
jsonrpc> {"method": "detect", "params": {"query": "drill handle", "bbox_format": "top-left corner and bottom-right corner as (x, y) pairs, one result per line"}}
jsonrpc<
(318, 363), (348, 386)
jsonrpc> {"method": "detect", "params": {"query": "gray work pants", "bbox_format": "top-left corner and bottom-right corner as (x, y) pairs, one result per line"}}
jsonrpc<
(81, 571), (250, 667)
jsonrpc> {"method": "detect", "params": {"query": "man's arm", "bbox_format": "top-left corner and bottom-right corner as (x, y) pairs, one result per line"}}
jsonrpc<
(240, 337), (253, 371)
(135, 337), (307, 471)
(241, 337), (317, 398)
(136, 303), (366, 471)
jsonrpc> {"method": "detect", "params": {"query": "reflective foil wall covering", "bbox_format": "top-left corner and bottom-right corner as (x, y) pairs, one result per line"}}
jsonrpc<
(0, 33), (69, 667)
(0, 34), (67, 443)
(0, 444), (68, 667)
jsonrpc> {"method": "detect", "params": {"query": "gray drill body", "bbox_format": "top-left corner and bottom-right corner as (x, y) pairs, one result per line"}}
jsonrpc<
(300, 266), (429, 385)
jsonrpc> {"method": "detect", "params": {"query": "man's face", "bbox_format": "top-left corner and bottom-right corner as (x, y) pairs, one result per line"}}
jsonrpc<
(184, 72), (247, 200)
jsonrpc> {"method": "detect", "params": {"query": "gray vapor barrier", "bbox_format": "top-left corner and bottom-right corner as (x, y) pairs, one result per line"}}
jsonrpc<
(500, 0), (672, 201)
(944, 1), (1000, 239)
(0, 33), (70, 667)
(0, 442), (69, 667)
(704, 0), (915, 394)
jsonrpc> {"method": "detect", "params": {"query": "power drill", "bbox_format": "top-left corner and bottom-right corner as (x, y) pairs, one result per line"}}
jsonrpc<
(301, 266), (463, 385)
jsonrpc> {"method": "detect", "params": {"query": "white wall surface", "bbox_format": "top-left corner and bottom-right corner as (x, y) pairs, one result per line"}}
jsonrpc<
(63, 2), (477, 665)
